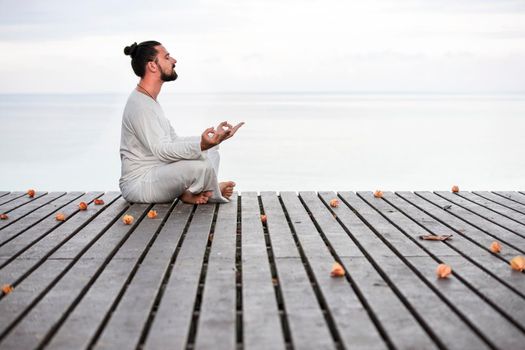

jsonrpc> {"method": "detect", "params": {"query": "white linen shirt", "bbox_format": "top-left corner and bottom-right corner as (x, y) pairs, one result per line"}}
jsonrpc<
(119, 89), (202, 190)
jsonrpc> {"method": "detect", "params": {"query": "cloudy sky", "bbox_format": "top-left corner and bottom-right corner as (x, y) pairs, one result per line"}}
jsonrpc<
(1, 0), (525, 94)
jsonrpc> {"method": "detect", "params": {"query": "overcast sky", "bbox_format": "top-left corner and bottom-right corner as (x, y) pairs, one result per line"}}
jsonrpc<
(1, 0), (525, 93)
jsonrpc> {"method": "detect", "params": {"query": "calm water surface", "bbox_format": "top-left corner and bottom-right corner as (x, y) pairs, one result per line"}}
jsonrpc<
(1, 93), (524, 192)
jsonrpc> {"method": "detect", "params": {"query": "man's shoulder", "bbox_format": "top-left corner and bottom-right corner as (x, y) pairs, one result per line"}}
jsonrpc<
(124, 91), (159, 119)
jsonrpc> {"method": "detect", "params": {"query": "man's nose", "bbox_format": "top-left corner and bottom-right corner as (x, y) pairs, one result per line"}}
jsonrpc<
(172, 58), (177, 64)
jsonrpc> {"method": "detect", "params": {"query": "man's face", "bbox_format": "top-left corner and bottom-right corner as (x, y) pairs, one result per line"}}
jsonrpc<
(154, 45), (178, 81)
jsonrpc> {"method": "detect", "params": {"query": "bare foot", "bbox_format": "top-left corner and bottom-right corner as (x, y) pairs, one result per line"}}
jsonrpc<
(179, 190), (210, 204)
(219, 181), (236, 199)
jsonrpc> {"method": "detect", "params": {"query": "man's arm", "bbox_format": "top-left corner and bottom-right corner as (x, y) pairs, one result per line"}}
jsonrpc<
(169, 127), (219, 152)
(127, 108), (202, 162)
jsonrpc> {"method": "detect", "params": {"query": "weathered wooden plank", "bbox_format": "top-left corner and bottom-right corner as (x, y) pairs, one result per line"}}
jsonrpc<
(416, 191), (525, 253)
(0, 192), (124, 287)
(260, 192), (335, 349)
(193, 194), (238, 350)
(94, 201), (193, 350)
(0, 260), (71, 322)
(0, 195), (131, 299)
(143, 203), (216, 350)
(0, 192), (26, 206)
(0, 192), (10, 199)
(394, 191), (525, 295)
(0, 190), (522, 349)
(280, 192), (389, 350)
(0, 191), (68, 231)
(0, 192), (99, 256)
(315, 191), (489, 350)
(0, 191), (47, 212)
(46, 203), (174, 349)
(407, 254), (525, 342)
(0, 204), (150, 349)
(463, 191), (525, 222)
(237, 192), (286, 350)
(343, 192), (525, 348)
(0, 192), (86, 249)
(494, 191), (525, 206)
(0, 259), (71, 333)
(381, 191), (525, 295)
(358, 191), (525, 329)
(435, 191), (525, 236)
(0, 192), (83, 238)
(43, 194), (127, 260)
(474, 191), (525, 216)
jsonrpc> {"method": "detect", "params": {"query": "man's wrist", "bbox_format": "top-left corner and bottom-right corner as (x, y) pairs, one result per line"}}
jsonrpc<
(201, 140), (214, 151)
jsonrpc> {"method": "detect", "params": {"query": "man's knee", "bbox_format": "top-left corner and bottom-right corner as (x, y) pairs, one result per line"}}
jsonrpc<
(191, 158), (215, 177)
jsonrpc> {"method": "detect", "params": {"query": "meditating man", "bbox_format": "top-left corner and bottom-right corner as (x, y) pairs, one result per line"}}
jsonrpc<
(119, 40), (243, 204)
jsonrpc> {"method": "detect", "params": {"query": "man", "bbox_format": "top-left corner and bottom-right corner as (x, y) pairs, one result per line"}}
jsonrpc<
(119, 40), (243, 204)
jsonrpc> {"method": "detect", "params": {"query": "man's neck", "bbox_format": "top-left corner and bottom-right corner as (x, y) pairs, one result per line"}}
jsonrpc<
(137, 78), (163, 100)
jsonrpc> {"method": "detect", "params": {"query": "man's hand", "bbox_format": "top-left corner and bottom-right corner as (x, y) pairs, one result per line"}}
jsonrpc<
(200, 121), (232, 151)
(223, 122), (244, 141)
(200, 121), (244, 151)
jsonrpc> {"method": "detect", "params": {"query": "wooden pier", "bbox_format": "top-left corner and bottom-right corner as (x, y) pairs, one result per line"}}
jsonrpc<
(0, 190), (524, 349)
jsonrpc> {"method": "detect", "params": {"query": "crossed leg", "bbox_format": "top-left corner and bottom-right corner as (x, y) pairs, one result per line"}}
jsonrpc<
(137, 153), (235, 204)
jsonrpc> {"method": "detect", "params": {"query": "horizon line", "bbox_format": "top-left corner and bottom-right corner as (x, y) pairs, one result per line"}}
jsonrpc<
(1, 91), (525, 96)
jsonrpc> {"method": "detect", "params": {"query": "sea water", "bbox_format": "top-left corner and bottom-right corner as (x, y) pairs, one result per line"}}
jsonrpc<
(1, 93), (524, 192)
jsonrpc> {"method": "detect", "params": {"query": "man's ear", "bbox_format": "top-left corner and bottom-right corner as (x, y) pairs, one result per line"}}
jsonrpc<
(147, 61), (158, 73)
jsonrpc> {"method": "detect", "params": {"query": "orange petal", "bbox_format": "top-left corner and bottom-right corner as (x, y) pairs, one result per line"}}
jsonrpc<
(0, 214), (8, 220)
(55, 213), (66, 221)
(329, 198), (339, 208)
(122, 214), (134, 225)
(94, 198), (105, 205)
(510, 256), (525, 272)
(147, 210), (158, 219)
(27, 189), (35, 198)
(78, 202), (88, 210)
(1, 284), (14, 295)
(260, 214), (267, 223)
(490, 241), (501, 253)
(436, 263), (452, 278)
(374, 190), (383, 198)
(330, 262), (345, 277)
(451, 185), (459, 193)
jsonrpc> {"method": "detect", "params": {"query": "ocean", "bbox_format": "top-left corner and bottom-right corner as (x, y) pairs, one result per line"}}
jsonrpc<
(1, 93), (524, 192)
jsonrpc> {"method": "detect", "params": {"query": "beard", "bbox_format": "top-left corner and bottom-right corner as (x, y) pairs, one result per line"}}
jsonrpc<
(161, 67), (178, 82)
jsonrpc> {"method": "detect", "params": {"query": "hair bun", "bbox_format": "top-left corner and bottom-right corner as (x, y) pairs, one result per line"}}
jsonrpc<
(124, 42), (138, 57)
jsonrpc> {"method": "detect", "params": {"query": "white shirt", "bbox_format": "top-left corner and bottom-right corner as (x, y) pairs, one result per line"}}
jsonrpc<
(119, 89), (202, 189)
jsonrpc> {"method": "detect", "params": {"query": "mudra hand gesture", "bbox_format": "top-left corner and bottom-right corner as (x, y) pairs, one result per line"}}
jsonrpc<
(200, 121), (244, 151)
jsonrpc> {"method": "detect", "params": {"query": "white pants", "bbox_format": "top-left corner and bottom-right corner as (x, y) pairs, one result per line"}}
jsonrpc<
(121, 148), (228, 204)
